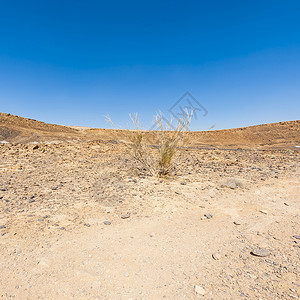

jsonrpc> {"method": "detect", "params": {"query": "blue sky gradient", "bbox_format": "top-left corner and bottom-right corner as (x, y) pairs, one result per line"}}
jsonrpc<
(0, 0), (299, 130)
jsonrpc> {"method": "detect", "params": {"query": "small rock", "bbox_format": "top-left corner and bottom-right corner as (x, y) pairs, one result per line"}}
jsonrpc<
(251, 248), (270, 257)
(258, 209), (268, 215)
(84, 223), (91, 227)
(33, 145), (39, 150)
(0, 225), (6, 229)
(181, 182), (187, 185)
(121, 213), (130, 219)
(204, 213), (213, 219)
(28, 199), (35, 203)
(233, 220), (242, 225)
(104, 221), (111, 225)
(227, 182), (237, 189)
(293, 235), (300, 240)
(194, 285), (206, 295)
(212, 253), (221, 260)
(284, 202), (289, 206)
(0, 188), (7, 191)
(221, 178), (244, 189)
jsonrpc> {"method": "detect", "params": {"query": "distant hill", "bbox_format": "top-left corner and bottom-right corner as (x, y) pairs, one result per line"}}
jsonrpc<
(0, 112), (78, 143)
(186, 120), (300, 149)
(0, 112), (299, 149)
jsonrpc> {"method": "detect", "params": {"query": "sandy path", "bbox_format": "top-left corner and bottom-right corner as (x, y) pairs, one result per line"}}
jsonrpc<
(1, 176), (299, 299)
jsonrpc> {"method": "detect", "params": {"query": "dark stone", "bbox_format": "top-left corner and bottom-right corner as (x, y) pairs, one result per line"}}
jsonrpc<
(204, 213), (213, 219)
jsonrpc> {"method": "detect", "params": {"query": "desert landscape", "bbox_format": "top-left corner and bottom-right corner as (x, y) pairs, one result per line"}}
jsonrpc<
(0, 112), (299, 299)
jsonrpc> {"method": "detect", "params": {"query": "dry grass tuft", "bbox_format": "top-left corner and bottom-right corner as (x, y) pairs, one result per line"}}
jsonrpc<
(106, 110), (192, 177)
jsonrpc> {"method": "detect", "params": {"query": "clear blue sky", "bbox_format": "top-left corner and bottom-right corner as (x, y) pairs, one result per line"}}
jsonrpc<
(0, 0), (299, 130)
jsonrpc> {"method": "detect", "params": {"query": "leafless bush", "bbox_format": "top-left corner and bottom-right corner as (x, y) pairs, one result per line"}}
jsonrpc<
(106, 110), (192, 177)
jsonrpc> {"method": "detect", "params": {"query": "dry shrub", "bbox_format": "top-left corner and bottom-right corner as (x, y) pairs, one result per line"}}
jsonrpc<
(106, 111), (192, 177)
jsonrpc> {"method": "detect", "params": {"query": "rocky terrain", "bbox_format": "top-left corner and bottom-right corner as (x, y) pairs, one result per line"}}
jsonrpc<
(0, 113), (299, 299)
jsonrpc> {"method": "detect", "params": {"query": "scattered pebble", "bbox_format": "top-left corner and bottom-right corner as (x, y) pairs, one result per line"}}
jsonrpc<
(284, 202), (289, 206)
(121, 213), (130, 219)
(212, 253), (221, 260)
(0, 225), (6, 229)
(227, 182), (237, 189)
(181, 182), (187, 185)
(251, 248), (270, 257)
(104, 221), (111, 225)
(84, 223), (91, 227)
(233, 220), (242, 225)
(194, 285), (206, 295)
(293, 235), (300, 240)
(258, 209), (268, 215)
(221, 178), (244, 189)
(204, 213), (213, 219)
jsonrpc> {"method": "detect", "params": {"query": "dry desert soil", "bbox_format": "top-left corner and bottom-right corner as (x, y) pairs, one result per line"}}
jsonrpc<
(0, 113), (300, 299)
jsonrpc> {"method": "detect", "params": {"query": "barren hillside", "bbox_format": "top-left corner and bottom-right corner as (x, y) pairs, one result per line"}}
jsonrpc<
(0, 112), (299, 149)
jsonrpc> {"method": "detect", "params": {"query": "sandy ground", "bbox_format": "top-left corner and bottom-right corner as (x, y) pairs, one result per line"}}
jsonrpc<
(0, 141), (299, 299)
